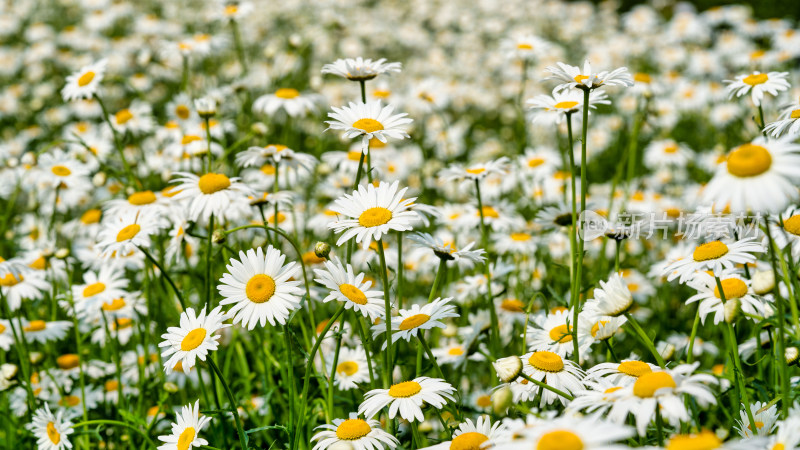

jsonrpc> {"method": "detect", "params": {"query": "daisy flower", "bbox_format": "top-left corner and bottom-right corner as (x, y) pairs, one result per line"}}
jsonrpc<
(700, 135), (800, 213)
(0, 319), (13, 351)
(584, 272), (634, 317)
(520, 350), (585, 406)
(71, 266), (130, 314)
(387, 297), (459, 344)
(527, 88), (610, 125)
(0, 270), (50, 311)
(735, 401), (778, 438)
(22, 320), (72, 344)
(253, 88), (318, 118)
(327, 180), (417, 249)
(772, 206), (800, 260)
(767, 416), (800, 450)
(584, 359), (660, 386)
(217, 246), (303, 329)
(420, 416), (508, 450)
(686, 270), (770, 324)
(407, 232), (486, 267)
(611, 363), (718, 436)
(157, 400), (212, 450)
(313, 257), (385, 321)
(26, 403), (74, 450)
(526, 309), (592, 357)
(662, 238), (764, 283)
(170, 172), (253, 222)
(159, 306), (229, 375)
(327, 347), (370, 391)
(326, 101), (413, 147)
(321, 58), (402, 82)
(502, 34), (553, 60)
(724, 71), (790, 106)
(61, 58), (107, 101)
(358, 377), (456, 422)
(492, 415), (633, 450)
(95, 210), (160, 258)
(311, 413), (399, 450)
(764, 101), (800, 137)
(439, 157), (510, 183)
(545, 60), (634, 92)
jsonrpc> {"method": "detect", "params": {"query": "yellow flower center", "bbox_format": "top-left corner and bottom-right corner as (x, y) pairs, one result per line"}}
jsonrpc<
(537, 430), (583, 450)
(773, 444), (785, 450)
(692, 241), (729, 262)
(782, 215), (800, 236)
(46, 422), (61, 445)
(666, 430), (722, 450)
(335, 418), (372, 440)
(618, 360), (652, 377)
(82, 282), (106, 298)
(128, 191), (156, 205)
(102, 298), (126, 311)
(448, 347), (464, 356)
(528, 351), (564, 372)
(481, 206), (499, 218)
(81, 209), (102, 224)
(340, 283), (368, 305)
(574, 75), (589, 83)
(115, 109), (133, 125)
(398, 313), (431, 330)
(791, 109), (800, 119)
(743, 73), (769, 86)
(181, 135), (202, 145)
(466, 168), (486, 175)
(352, 118), (384, 133)
(225, 5), (238, 15)
(713, 278), (748, 300)
(501, 299), (524, 312)
(0, 323), (5, 333)
(275, 88), (300, 99)
(180, 328), (207, 351)
(664, 145), (679, 154)
(57, 354), (80, 370)
(476, 395), (491, 408)
(517, 43), (533, 50)
(246, 274), (276, 303)
(198, 173), (231, 194)
(175, 105), (190, 119)
(116, 224), (141, 242)
(633, 371), (676, 397)
(336, 361), (359, 376)
(51, 165), (72, 177)
(388, 380), (422, 398)
(554, 101), (579, 110)
(260, 164), (276, 175)
(451, 432), (489, 450)
(177, 427), (196, 450)
(747, 421), (765, 431)
(548, 324), (573, 343)
(29, 256), (46, 270)
(634, 73), (652, 83)
(527, 157), (545, 168)
(77, 71), (95, 87)
(590, 320), (609, 338)
(358, 207), (392, 227)
(0, 273), (23, 287)
(726, 143), (772, 177)
(24, 320), (47, 332)
(510, 232), (531, 241)
(59, 395), (81, 407)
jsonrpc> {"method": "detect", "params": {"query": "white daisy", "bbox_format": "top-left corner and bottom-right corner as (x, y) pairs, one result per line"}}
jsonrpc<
(321, 58), (402, 82)
(420, 416), (508, 450)
(358, 377), (456, 422)
(686, 270), (770, 325)
(22, 320), (72, 344)
(491, 415), (633, 450)
(328, 180), (417, 249)
(0, 270), (50, 311)
(313, 257), (385, 321)
(527, 88), (610, 125)
(736, 401), (778, 438)
(545, 60), (634, 92)
(386, 297), (459, 344)
(526, 309), (592, 358)
(95, 210), (160, 259)
(26, 403), (74, 450)
(326, 347), (370, 391)
(519, 350), (585, 407)
(311, 412), (399, 450)
(217, 246), (303, 329)
(170, 172), (253, 222)
(252, 88), (318, 118)
(157, 400), (212, 450)
(724, 71), (790, 106)
(584, 272), (634, 317)
(61, 59), (107, 101)
(326, 101), (412, 146)
(159, 306), (229, 375)
(662, 238), (764, 283)
(584, 359), (661, 386)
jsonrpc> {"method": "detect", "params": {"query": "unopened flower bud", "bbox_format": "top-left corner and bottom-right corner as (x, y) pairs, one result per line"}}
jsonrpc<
(1, 364), (17, 379)
(724, 297), (740, 324)
(492, 385), (513, 415)
(751, 270), (775, 295)
(786, 346), (799, 366)
(493, 356), (522, 383)
(29, 352), (43, 364)
(163, 382), (179, 393)
(212, 229), (227, 244)
(194, 97), (217, 118)
(55, 248), (70, 259)
(92, 172), (106, 187)
(314, 242), (331, 259)
(251, 122), (268, 136)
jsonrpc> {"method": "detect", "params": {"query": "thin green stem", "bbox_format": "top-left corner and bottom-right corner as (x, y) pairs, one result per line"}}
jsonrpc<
(206, 358), (249, 449)
(139, 246), (186, 311)
(686, 306), (701, 364)
(72, 420), (157, 448)
(518, 373), (574, 401)
(376, 238), (393, 387)
(624, 312), (666, 368)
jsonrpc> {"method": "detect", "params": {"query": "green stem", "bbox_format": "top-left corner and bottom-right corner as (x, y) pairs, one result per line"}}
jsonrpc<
(763, 221), (792, 417)
(376, 238), (393, 387)
(518, 373), (574, 400)
(94, 94), (137, 188)
(418, 333), (446, 381)
(428, 258), (447, 303)
(72, 420), (157, 448)
(686, 306), (701, 364)
(206, 358), (249, 449)
(139, 246), (186, 311)
(573, 89), (591, 363)
(0, 292), (36, 413)
(327, 327), (344, 420)
(206, 214), (215, 310)
(624, 312), (666, 368)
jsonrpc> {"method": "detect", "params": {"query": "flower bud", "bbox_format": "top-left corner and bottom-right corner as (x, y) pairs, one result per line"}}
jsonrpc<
(786, 346), (799, 366)
(55, 248), (70, 259)
(493, 356), (522, 383)
(29, 352), (43, 364)
(92, 172), (107, 187)
(751, 270), (775, 295)
(314, 242), (331, 259)
(724, 297), (740, 324)
(163, 382), (179, 393)
(194, 97), (217, 118)
(212, 229), (227, 244)
(492, 384), (513, 415)
(251, 122), (268, 136)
